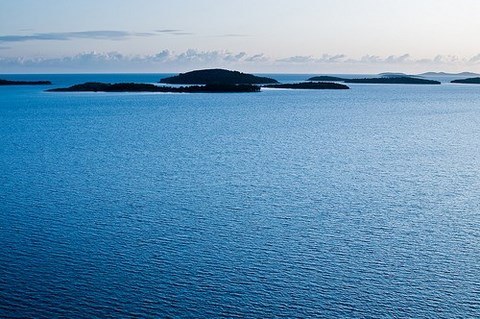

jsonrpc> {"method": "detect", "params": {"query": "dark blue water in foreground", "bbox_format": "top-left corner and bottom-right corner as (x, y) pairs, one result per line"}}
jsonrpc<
(1, 74), (479, 318)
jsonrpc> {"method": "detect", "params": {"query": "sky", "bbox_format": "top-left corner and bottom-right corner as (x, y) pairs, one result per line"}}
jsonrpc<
(1, 0), (480, 73)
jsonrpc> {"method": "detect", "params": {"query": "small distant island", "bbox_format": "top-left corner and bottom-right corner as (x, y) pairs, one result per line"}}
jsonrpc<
(378, 72), (419, 78)
(0, 79), (52, 85)
(343, 77), (440, 84)
(307, 76), (439, 84)
(450, 77), (480, 84)
(307, 76), (347, 82)
(160, 68), (278, 85)
(420, 72), (480, 77)
(47, 82), (261, 93)
(264, 82), (349, 90)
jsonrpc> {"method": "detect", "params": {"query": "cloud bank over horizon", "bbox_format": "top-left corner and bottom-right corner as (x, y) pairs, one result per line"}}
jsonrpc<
(2, 1), (480, 73)
(2, 50), (480, 74)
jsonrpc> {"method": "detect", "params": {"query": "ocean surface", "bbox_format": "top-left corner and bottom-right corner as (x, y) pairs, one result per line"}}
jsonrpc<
(1, 74), (479, 318)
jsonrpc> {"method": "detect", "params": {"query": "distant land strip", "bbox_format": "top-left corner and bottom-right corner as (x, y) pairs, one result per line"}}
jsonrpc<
(46, 82), (261, 93)
(451, 77), (480, 84)
(264, 82), (349, 90)
(0, 79), (52, 85)
(307, 76), (440, 85)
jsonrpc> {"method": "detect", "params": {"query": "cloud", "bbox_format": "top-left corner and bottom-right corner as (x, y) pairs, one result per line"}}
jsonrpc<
(358, 55), (382, 63)
(0, 50), (268, 72)
(171, 49), (250, 64)
(353, 53), (471, 66)
(356, 54), (411, 64)
(385, 54), (410, 63)
(325, 54), (347, 62)
(277, 54), (347, 64)
(468, 54), (480, 64)
(0, 30), (157, 43)
(245, 54), (268, 62)
(277, 55), (316, 63)
(151, 49), (171, 61)
(218, 33), (249, 37)
(1, 50), (480, 73)
(155, 29), (193, 36)
(0, 29), (247, 43)
(224, 52), (247, 62)
(156, 29), (182, 33)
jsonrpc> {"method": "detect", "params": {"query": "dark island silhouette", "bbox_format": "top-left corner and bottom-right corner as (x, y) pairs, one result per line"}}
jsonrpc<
(264, 82), (349, 90)
(308, 76), (440, 85)
(160, 68), (278, 85)
(307, 76), (346, 82)
(47, 82), (261, 93)
(450, 77), (480, 84)
(0, 79), (51, 85)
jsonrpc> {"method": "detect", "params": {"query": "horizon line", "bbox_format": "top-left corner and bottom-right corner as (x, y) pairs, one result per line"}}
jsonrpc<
(1, 70), (479, 76)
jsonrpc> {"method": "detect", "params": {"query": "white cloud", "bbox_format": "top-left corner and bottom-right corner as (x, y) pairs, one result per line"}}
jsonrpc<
(2, 50), (480, 73)
(385, 54), (410, 63)
(0, 50), (263, 72)
(358, 55), (382, 63)
(322, 54), (346, 62)
(245, 54), (268, 62)
(468, 54), (480, 64)
(277, 56), (316, 63)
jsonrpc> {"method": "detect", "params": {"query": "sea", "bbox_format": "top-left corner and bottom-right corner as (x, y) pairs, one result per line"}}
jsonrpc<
(1, 73), (479, 318)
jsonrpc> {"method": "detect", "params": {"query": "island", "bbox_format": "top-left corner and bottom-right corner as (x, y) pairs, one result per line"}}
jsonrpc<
(307, 74), (419, 82)
(420, 72), (480, 77)
(46, 82), (261, 93)
(160, 68), (278, 85)
(307, 76), (439, 84)
(378, 72), (419, 78)
(343, 77), (440, 84)
(307, 76), (347, 82)
(0, 79), (52, 85)
(450, 77), (480, 84)
(264, 82), (349, 90)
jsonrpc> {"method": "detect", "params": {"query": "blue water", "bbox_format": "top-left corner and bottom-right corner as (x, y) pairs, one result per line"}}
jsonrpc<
(1, 74), (479, 318)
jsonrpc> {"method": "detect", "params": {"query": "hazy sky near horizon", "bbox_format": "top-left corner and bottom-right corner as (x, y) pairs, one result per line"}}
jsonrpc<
(1, 0), (480, 73)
